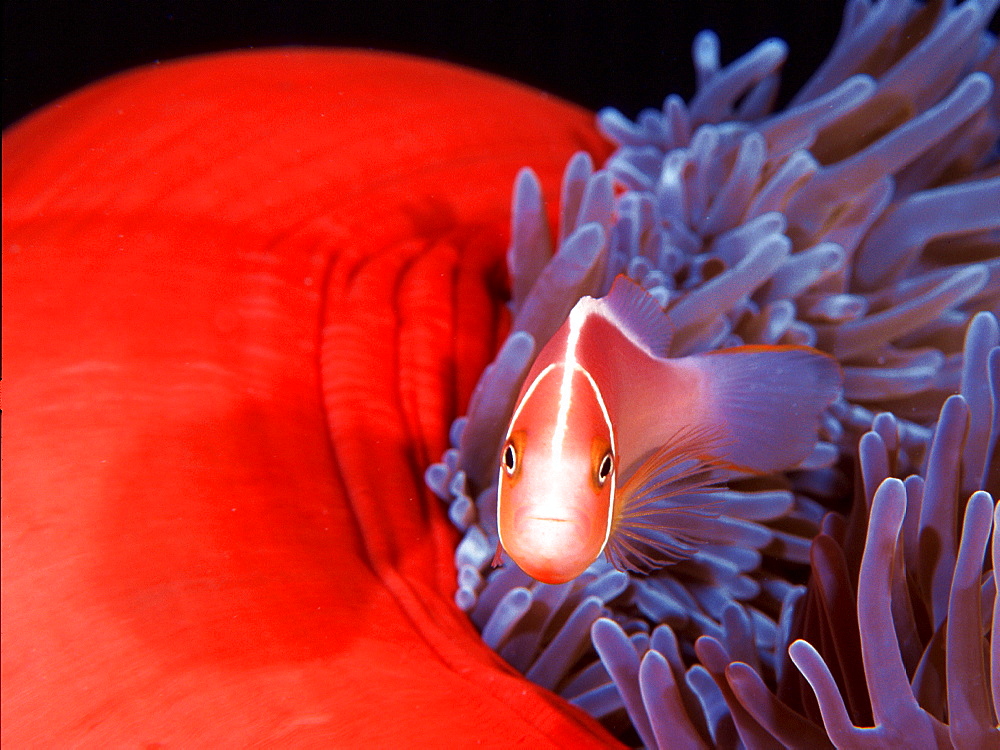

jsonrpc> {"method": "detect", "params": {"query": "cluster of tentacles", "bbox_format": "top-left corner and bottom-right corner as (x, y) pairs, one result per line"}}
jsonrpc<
(426, 0), (1000, 746)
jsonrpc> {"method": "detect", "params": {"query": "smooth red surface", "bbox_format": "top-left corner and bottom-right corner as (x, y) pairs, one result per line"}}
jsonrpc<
(2, 49), (617, 747)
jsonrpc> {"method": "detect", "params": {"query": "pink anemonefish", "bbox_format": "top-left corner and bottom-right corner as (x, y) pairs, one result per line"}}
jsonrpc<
(496, 275), (842, 584)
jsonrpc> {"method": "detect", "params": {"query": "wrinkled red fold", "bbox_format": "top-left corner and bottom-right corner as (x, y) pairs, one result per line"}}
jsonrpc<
(2, 49), (617, 746)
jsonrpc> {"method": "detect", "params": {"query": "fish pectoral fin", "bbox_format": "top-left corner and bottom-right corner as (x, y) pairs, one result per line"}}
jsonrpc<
(491, 540), (504, 569)
(606, 427), (729, 574)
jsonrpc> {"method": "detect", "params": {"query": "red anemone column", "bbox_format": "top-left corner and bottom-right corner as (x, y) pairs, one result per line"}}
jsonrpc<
(2, 49), (618, 747)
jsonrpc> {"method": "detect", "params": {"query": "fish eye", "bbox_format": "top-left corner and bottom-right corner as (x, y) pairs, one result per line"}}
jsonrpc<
(502, 442), (517, 476)
(597, 451), (613, 486)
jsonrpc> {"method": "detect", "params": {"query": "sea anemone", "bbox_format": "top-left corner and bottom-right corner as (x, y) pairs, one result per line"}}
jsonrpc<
(427, 0), (1000, 745)
(5, 2), (998, 748)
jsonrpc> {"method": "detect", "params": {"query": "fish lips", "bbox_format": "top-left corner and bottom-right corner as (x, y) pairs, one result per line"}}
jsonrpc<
(508, 505), (601, 584)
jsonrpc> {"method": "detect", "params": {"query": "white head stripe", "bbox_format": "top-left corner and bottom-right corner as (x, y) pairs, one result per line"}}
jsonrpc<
(575, 365), (617, 555)
(506, 363), (558, 439)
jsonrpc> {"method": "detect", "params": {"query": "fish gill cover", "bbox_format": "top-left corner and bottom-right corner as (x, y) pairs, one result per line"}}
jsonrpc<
(426, 0), (1000, 746)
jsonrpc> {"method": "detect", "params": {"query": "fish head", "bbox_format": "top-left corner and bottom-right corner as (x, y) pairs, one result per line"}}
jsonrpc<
(497, 363), (616, 584)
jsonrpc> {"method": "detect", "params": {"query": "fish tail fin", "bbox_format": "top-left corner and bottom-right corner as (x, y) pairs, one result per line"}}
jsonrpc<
(606, 425), (731, 575)
(695, 344), (842, 473)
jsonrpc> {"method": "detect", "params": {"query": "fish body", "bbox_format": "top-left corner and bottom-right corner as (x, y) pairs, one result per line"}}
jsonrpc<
(497, 275), (842, 584)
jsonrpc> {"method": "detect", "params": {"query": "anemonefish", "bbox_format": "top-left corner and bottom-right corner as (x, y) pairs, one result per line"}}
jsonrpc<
(496, 275), (842, 584)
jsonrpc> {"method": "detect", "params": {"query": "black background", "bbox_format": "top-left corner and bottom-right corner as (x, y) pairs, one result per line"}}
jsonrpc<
(3, 1), (855, 130)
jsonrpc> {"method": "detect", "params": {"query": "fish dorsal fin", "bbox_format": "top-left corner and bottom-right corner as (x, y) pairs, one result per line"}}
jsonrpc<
(598, 275), (672, 358)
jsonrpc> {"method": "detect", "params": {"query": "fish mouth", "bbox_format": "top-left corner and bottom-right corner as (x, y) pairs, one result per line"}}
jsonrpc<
(506, 515), (600, 585)
(513, 515), (590, 554)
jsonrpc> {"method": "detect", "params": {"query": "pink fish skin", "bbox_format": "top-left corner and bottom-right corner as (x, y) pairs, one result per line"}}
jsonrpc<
(497, 275), (842, 584)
